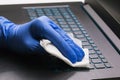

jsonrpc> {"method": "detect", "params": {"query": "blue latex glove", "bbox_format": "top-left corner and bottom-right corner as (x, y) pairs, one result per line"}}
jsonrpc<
(0, 16), (84, 63)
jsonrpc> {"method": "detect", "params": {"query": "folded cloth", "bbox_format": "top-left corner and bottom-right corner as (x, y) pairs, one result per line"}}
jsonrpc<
(40, 33), (89, 68)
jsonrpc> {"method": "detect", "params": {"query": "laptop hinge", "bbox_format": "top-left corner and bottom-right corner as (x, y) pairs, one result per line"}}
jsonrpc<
(83, 4), (120, 53)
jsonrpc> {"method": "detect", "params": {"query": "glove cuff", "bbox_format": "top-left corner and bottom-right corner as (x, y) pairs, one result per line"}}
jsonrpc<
(0, 24), (6, 48)
(0, 16), (15, 48)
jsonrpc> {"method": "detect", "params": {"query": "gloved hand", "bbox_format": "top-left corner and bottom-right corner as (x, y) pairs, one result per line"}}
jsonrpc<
(0, 16), (84, 63)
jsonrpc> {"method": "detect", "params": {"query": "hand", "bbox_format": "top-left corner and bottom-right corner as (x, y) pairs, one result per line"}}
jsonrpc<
(0, 16), (84, 63)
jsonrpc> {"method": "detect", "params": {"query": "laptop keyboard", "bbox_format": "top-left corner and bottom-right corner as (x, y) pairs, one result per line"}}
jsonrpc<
(24, 5), (111, 70)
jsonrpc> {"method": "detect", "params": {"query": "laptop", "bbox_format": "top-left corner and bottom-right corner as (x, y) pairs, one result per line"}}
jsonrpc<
(0, 0), (120, 80)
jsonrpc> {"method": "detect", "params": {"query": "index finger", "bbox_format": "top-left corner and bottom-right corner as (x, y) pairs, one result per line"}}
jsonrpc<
(37, 16), (85, 63)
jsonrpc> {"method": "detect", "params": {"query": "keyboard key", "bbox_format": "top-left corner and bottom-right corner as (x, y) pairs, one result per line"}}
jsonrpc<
(94, 47), (99, 51)
(28, 10), (37, 17)
(66, 19), (73, 22)
(57, 18), (65, 22)
(104, 63), (111, 68)
(80, 27), (85, 31)
(71, 27), (80, 31)
(62, 28), (71, 32)
(84, 34), (89, 37)
(82, 31), (87, 34)
(54, 16), (63, 19)
(70, 25), (78, 28)
(89, 40), (94, 44)
(87, 37), (92, 41)
(73, 31), (82, 35)
(89, 54), (99, 59)
(89, 49), (96, 54)
(91, 43), (97, 47)
(83, 45), (92, 50)
(102, 58), (108, 63)
(99, 55), (105, 59)
(30, 17), (36, 20)
(80, 38), (87, 42)
(89, 63), (95, 69)
(60, 25), (69, 29)
(96, 51), (102, 55)
(59, 22), (67, 25)
(91, 58), (102, 64)
(68, 22), (75, 25)
(94, 63), (105, 69)
(64, 15), (71, 19)
(36, 9), (43, 13)
(75, 34), (84, 38)
(82, 41), (90, 46)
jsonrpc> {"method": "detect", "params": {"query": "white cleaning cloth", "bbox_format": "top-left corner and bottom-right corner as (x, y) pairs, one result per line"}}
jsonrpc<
(40, 33), (89, 68)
